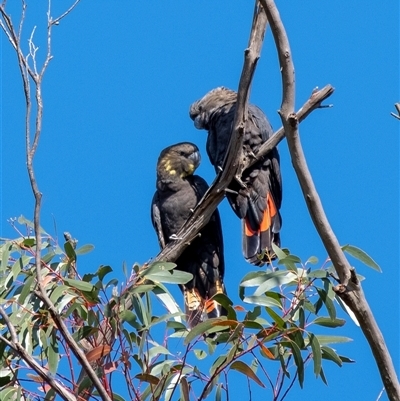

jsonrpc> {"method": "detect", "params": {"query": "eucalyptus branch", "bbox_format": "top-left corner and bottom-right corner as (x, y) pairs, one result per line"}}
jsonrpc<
(0, 307), (77, 401)
(260, 0), (353, 289)
(261, 0), (400, 399)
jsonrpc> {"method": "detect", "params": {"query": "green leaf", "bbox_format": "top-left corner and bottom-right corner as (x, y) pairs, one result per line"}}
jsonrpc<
(63, 278), (95, 292)
(271, 243), (287, 260)
(307, 270), (328, 279)
(306, 256), (319, 265)
(321, 346), (343, 366)
(337, 354), (355, 363)
(320, 367), (328, 385)
(246, 305), (261, 320)
(140, 261), (177, 277)
(135, 373), (160, 385)
(184, 318), (225, 345)
(18, 275), (34, 305)
(120, 310), (141, 330)
(342, 244), (381, 272)
(308, 333), (322, 377)
(132, 294), (148, 326)
(64, 241), (76, 262)
(122, 261), (128, 278)
(22, 238), (35, 248)
(210, 355), (227, 375)
(278, 254), (302, 265)
(0, 387), (17, 401)
(230, 361), (265, 388)
(315, 287), (336, 320)
(105, 278), (119, 290)
(166, 321), (187, 332)
(75, 244), (95, 255)
(253, 271), (297, 296)
(48, 330), (59, 375)
(265, 307), (286, 329)
(287, 340), (304, 388)
(243, 295), (282, 308)
(98, 265), (112, 281)
(242, 320), (262, 330)
(315, 335), (353, 345)
(314, 317), (346, 328)
(145, 269), (193, 284)
(147, 345), (171, 362)
(240, 271), (268, 287)
(215, 383), (222, 401)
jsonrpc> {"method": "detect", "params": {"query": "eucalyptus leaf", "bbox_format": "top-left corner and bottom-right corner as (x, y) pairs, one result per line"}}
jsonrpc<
(315, 335), (353, 345)
(64, 278), (95, 292)
(308, 333), (322, 377)
(75, 244), (95, 255)
(314, 317), (346, 328)
(145, 269), (193, 284)
(342, 244), (381, 272)
(230, 360), (265, 388)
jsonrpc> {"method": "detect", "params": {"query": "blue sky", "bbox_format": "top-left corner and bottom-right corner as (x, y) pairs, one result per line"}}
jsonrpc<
(1, 1), (399, 400)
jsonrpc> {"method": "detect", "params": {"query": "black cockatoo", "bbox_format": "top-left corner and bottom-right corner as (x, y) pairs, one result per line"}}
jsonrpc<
(151, 142), (227, 328)
(189, 87), (282, 265)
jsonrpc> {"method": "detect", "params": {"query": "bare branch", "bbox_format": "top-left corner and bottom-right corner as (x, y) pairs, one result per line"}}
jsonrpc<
(261, 0), (400, 399)
(260, 0), (352, 290)
(1, 3), (111, 400)
(49, 0), (81, 26)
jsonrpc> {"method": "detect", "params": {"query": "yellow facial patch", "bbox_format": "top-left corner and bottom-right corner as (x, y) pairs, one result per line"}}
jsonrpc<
(164, 160), (172, 171)
(180, 163), (195, 178)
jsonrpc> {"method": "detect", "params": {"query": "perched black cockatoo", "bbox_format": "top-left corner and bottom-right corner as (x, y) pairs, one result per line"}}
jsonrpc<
(151, 142), (227, 328)
(189, 87), (282, 265)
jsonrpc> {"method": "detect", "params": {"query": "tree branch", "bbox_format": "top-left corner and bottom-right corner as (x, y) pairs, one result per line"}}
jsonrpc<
(260, 1), (400, 399)
(260, 0), (353, 288)
(1, 4), (111, 401)
(0, 307), (77, 401)
(390, 102), (400, 120)
(153, 85), (334, 266)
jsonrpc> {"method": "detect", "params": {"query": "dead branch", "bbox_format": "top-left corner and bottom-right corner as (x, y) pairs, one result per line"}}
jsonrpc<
(260, 0), (400, 399)
(1, 3), (112, 401)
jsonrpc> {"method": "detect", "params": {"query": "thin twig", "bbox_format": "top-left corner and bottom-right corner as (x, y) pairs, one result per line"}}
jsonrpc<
(390, 102), (400, 120)
(49, 0), (81, 26)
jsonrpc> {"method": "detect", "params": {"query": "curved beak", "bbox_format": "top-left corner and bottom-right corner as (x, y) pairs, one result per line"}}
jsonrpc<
(188, 149), (201, 168)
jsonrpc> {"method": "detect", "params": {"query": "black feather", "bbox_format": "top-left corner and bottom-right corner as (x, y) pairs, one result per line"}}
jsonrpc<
(190, 87), (283, 265)
(151, 142), (227, 328)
